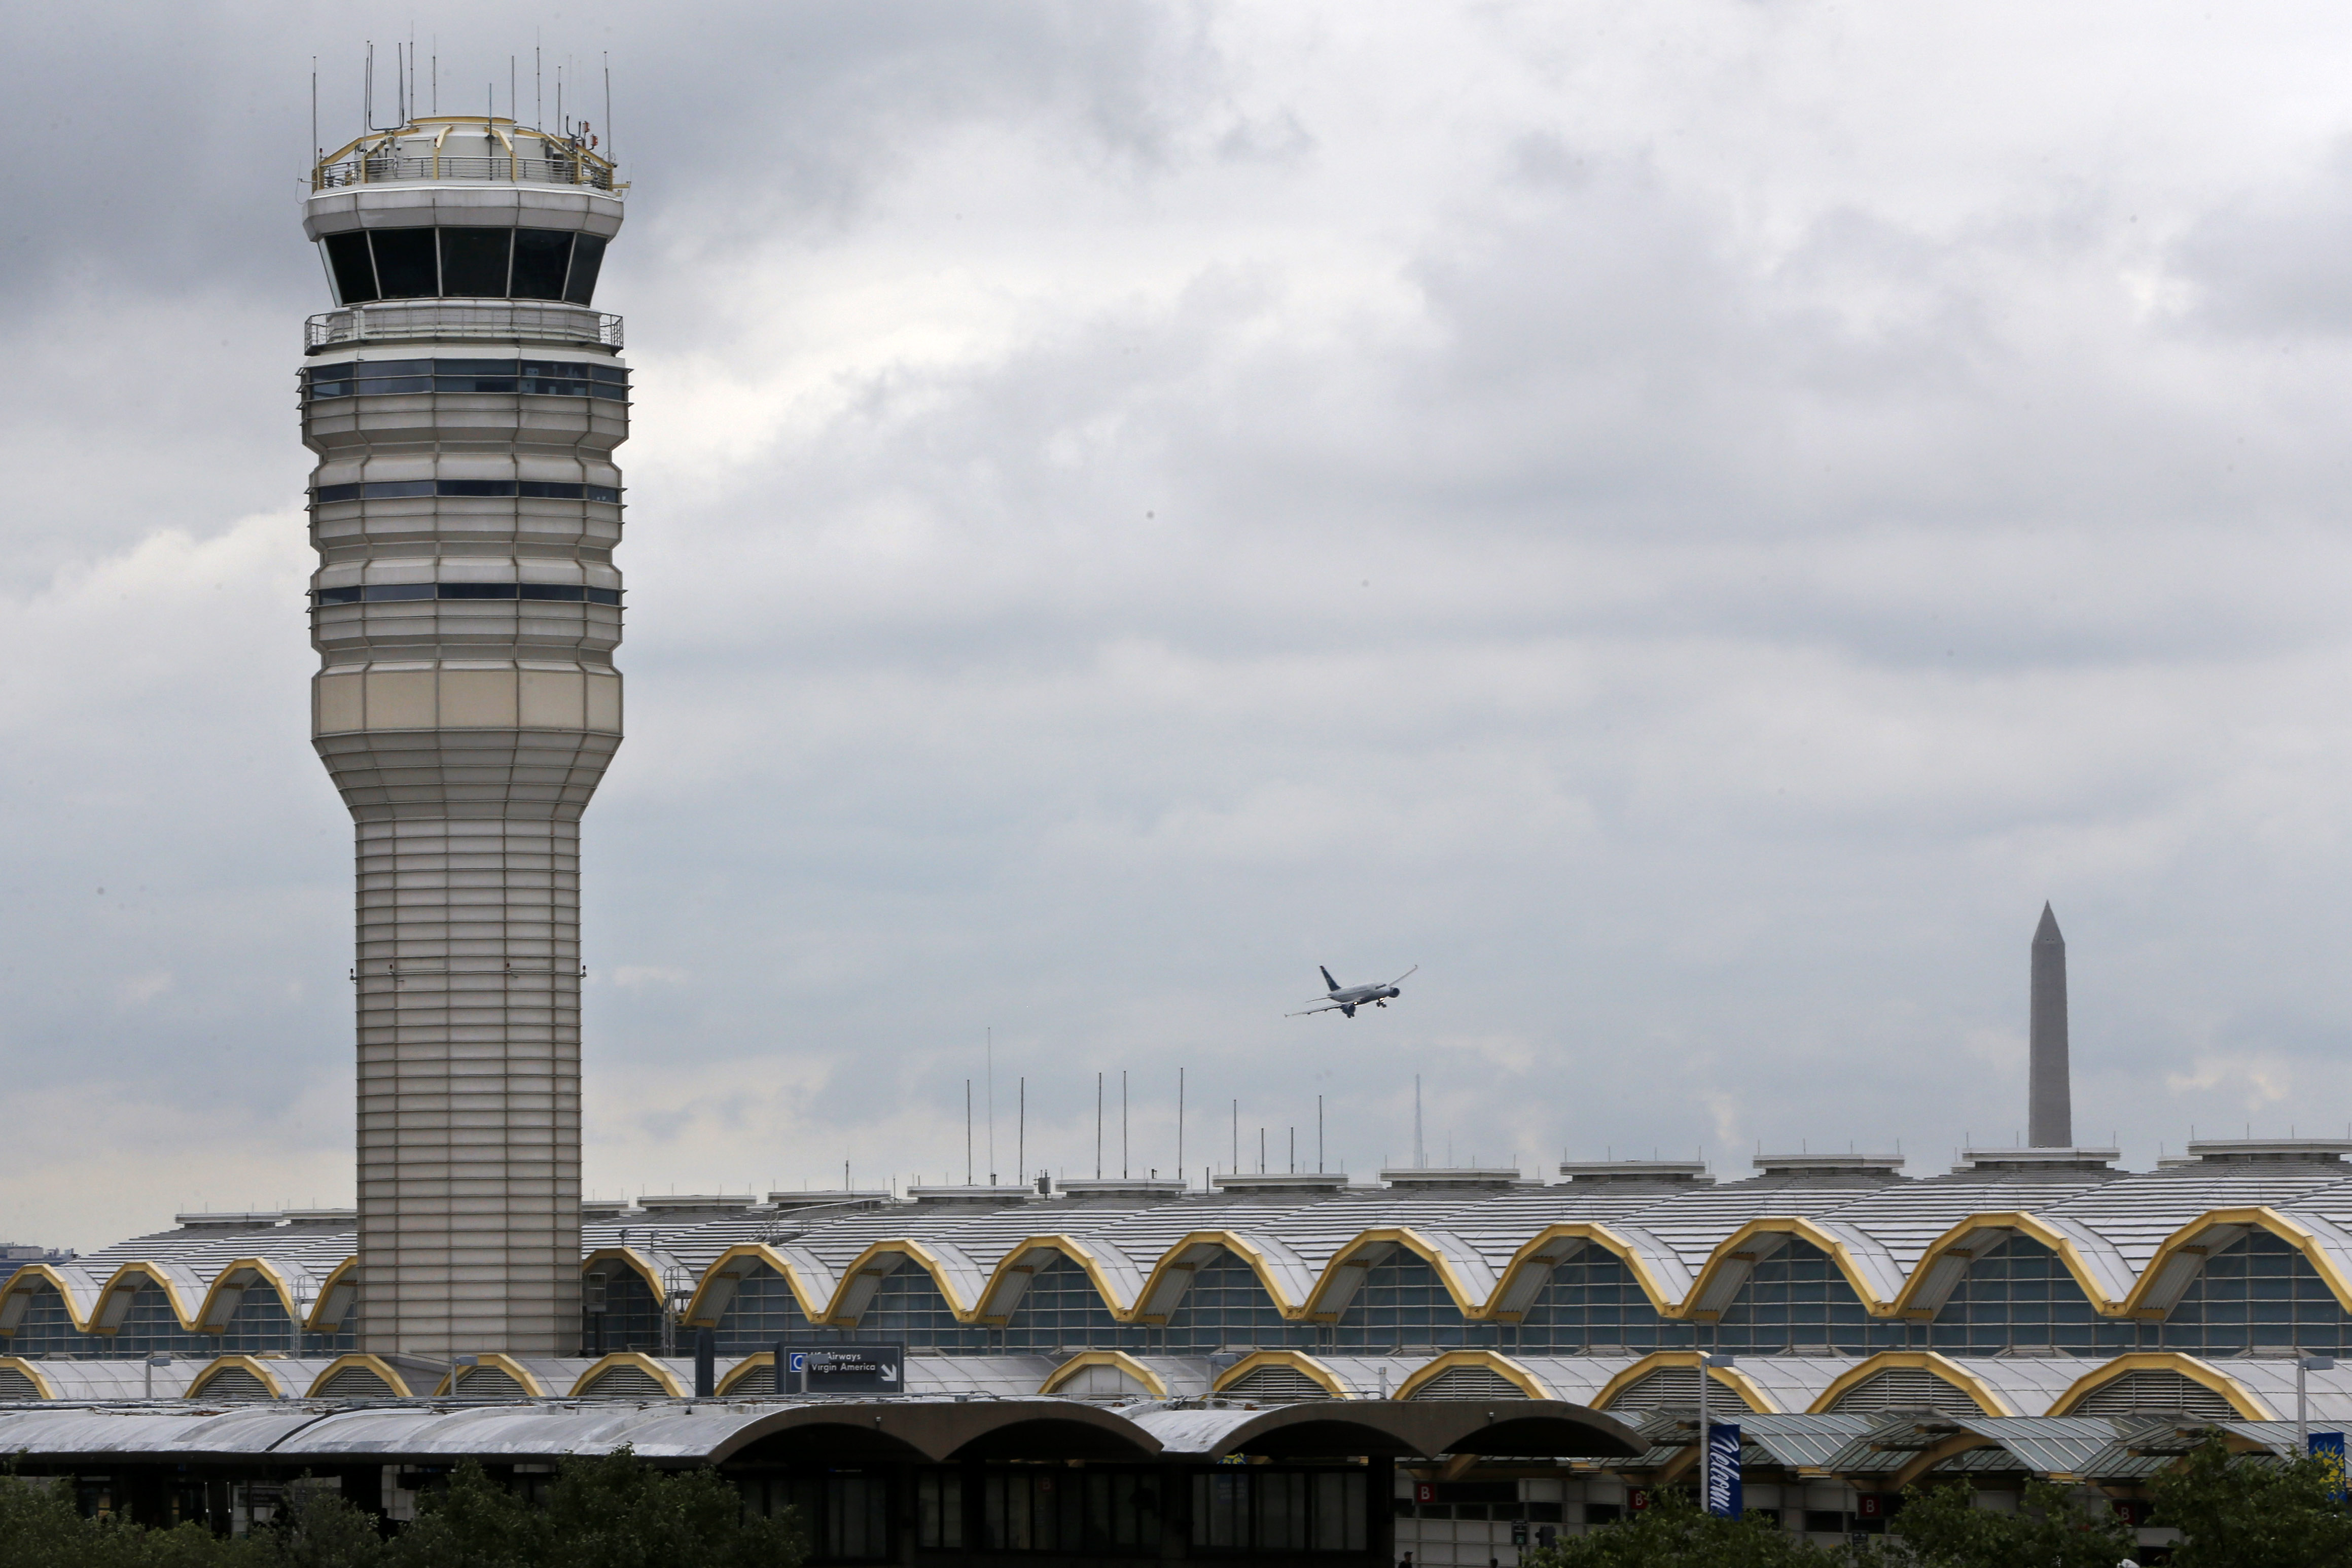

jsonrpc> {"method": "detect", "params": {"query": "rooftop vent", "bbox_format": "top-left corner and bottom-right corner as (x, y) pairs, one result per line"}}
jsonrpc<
(1209, 1171), (1352, 1194)
(2180, 1139), (2352, 1167)
(172, 1213), (285, 1230)
(281, 1207), (359, 1224)
(1557, 1160), (1714, 1186)
(1750, 1154), (1906, 1181)
(1377, 1167), (1524, 1190)
(581, 1199), (639, 1221)
(903, 1184), (1035, 1206)
(764, 1190), (895, 1211)
(629, 1195), (757, 1214)
(1953, 1148), (2118, 1173)
(1054, 1179), (1190, 1202)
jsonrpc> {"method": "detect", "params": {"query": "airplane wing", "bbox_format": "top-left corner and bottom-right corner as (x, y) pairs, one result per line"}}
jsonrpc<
(1286, 1000), (1351, 1017)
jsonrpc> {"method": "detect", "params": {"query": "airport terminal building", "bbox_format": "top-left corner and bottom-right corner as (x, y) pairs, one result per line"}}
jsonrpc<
(13, 1139), (2352, 1563)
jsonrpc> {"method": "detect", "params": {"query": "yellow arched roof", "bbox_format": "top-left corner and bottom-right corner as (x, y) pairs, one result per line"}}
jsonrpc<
(432, 1353), (555, 1397)
(1040, 1351), (1169, 1399)
(1395, 1350), (1548, 1400)
(191, 1259), (304, 1335)
(1592, 1351), (1770, 1414)
(1213, 1350), (1352, 1399)
(569, 1351), (687, 1398)
(304, 1257), (361, 1332)
(581, 1246), (670, 1304)
(304, 1353), (417, 1398)
(1130, 1231), (1311, 1323)
(2047, 1352), (2271, 1420)
(2122, 1207), (2352, 1317)
(1487, 1224), (1690, 1322)
(187, 1355), (289, 1400)
(677, 1245), (827, 1328)
(824, 1239), (976, 1324)
(1891, 1213), (2136, 1319)
(1809, 1351), (2017, 1417)
(716, 1352), (783, 1397)
(971, 1236), (1138, 1323)
(1301, 1229), (1493, 1323)
(0, 1356), (55, 1398)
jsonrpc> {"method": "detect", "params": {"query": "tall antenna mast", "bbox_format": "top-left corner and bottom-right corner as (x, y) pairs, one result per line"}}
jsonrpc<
(1094, 1073), (1103, 1179)
(1017, 1077), (1026, 1186)
(965, 1080), (973, 1184)
(985, 1028), (995, 1184)
(430, 38), (437, 114)
(310, 59), (318, 165)
(1121, 1070), (1129, 1180)
(604, 54), (613, 162)
(1177, 1068), (1185, 1182)
(1231, 1099), (1238, 1172)
(535, 44), (542, 130)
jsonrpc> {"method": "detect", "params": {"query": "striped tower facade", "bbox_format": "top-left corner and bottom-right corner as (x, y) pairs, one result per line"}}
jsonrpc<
(299, 117), (627, 1357)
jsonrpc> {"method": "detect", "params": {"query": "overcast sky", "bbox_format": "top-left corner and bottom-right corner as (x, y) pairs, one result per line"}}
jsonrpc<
(11, 2), (2352, 1248)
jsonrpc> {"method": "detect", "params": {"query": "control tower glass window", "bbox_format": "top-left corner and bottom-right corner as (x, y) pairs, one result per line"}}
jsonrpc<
(439, 229), (513, 297)
(319, 228), (607, 307)
(512, 229), (574, 300)
(371, 228), (440, 298)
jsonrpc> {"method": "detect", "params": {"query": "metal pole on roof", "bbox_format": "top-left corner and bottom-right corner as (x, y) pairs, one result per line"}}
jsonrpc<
(2300, 1354), (2333, 1455)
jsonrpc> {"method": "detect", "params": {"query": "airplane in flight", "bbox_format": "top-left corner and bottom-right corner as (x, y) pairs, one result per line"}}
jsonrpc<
(1288, 965), (1418, 1018)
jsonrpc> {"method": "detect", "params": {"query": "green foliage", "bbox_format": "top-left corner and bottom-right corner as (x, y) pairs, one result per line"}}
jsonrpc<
(0, 1454), (803, 1568)
(388, 1453), (803, 1568)
(2148, 1436), (2352, 1568)
(1889, 1477), (2132, 1568)
(1519, 1489), (1886, 1567)
(0, 1475), (266, 1568)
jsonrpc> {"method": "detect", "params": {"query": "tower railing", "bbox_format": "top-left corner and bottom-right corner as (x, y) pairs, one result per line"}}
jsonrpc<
(307, 301), (622, 351)
(314, 151), (619, 191)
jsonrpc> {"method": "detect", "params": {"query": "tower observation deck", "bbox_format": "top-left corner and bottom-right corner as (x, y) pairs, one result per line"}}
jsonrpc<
(298, 116), (627, 1357)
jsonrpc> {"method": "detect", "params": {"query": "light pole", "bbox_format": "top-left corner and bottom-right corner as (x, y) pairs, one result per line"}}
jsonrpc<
(144, 1353), (171, 1401)
(449, 1353), (478, 1397)
(2299, 1354), (2334, 1455)
(1697, 1352), (1736, 1513)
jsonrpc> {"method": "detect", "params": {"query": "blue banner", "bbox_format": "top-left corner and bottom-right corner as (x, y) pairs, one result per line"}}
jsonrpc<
(2311, 1431), (2346, 1501)
(1705, 1423), (1742, 1518)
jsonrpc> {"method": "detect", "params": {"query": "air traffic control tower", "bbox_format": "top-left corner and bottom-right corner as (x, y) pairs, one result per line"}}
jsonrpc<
(298, 117), (627, 1357)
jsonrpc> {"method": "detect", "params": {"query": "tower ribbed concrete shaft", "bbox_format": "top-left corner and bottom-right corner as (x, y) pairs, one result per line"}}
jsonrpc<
(299, 116), (628, 1356)
(2029, 903), (2071, 1148)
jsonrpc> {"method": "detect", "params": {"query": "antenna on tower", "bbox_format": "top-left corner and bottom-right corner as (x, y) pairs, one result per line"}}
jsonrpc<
(985, 1027), (995, 1185)
(604, 54), (613, 163)
(1177, 1067), (1185, 1178)
(430, 38), (437, 115)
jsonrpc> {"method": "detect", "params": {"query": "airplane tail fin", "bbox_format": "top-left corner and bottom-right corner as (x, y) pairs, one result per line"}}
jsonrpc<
(1319, 965), (1340, 992)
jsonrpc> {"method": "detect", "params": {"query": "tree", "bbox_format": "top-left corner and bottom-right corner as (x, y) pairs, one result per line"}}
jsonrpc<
(381, 1453), (804, 1568)
(1890, 1477), (2132, 1568)
(2147, 1436), (2352, 1568)
(0, 1472), (267, 1568)
(265, 1483), (385, 1568)
(1519, 1490), (1888, 1567)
